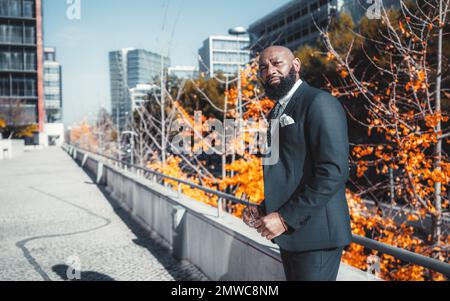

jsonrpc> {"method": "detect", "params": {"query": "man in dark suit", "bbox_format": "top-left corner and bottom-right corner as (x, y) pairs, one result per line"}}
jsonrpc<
(243, 46), (352, 281)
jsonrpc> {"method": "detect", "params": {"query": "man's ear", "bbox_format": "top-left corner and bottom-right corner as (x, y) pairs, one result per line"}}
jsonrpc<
(293, 58), (301, 75)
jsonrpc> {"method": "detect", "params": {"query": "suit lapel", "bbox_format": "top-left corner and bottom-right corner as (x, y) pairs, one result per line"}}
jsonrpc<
(281, 81), (308, 117)
(263, 81), (308, 174)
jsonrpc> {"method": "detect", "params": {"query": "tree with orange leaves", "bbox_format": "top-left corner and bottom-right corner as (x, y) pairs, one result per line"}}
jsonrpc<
(80, 2), (448, 280)
(317, 0), (449, 280)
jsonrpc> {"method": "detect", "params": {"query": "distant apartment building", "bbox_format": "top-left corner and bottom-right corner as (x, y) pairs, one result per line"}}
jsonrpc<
(109, 48), (169, 131)
(198, 35), (250, 77)
(129, 83), (159, 112)
(43, 47), (62, 123)
(0, 0), (44, 138)
(168, 66), (198, 79)
(248, 0), (400, 53)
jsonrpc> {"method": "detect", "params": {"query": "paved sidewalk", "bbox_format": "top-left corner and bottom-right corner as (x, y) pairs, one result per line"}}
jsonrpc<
(0, 147), (208, 281)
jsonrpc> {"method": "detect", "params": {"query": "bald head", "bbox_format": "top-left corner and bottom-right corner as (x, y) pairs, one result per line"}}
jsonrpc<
(260, 46), (296, 62)
(258, 46), (301, 100)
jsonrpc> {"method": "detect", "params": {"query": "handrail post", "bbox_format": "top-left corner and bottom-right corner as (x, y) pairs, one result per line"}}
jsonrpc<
(96, 162), (104, 184)
(217, 198), (223, 218)
(81, 153), (88, 167)
(177, 183), (182, 199)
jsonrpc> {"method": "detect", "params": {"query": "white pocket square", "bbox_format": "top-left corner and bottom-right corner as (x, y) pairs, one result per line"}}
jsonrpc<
(280, 114), (295, 128)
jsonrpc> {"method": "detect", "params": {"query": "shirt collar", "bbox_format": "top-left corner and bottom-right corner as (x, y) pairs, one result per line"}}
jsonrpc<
(277, 79), (303, 108)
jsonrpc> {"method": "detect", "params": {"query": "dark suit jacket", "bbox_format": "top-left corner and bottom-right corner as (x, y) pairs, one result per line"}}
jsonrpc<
(262, 81), (352, 252)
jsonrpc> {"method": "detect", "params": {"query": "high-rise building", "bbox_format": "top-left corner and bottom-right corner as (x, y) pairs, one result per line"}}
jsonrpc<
(44, 47), (62, 123)
(248, 0), (337, 53)
(248, 0), (400, 54)
(168, 66), (198, 79)
(198, 35), (250, 78)
(0, 0), (44, 138)
(109, 48), (169, 131)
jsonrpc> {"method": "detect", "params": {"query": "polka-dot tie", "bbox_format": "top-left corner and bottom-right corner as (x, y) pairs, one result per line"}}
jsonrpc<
(267, 102), (282, 148)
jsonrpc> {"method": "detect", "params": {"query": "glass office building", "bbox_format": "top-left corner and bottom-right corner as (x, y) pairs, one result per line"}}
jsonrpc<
(248, 0), (400, 53)
(198, 35), (250, 78)
(109, 48), (169, 132)
(0, 0), (44, 132)
(44, 47), (62, 123)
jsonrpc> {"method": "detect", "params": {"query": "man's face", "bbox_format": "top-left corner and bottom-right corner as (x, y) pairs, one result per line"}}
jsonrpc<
(258, 48), (300, 100)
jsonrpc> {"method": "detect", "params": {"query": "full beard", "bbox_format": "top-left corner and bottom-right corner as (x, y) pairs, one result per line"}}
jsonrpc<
(263, 66), (298, 101)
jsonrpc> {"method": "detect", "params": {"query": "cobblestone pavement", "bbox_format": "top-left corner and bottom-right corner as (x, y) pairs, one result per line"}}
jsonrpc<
(0, 147), (209, 281)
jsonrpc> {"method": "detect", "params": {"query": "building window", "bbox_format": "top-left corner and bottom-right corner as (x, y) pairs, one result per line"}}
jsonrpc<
(44, 67), (59, 74)
(12, 25), (22, 43)
(44, 81), (59, 87)
(23, 0), (34, 18)
(12, 77), (25, 96)
(301, 6), (308, 16)
(212, 40), (243, 51)
(0, 23), (36, 45)
(45, 94), (60, 101)
(24, 25), (36, 44)
(0, 50), (10, 69)
(25, 77), (35, 96)
(9, 76), (35, 97)
(24, 51), (36, 70)
(0, 0), (7, 16)
(0, 75), (9, 96)
(0, 24), (6, 43)
(213, 51), (247, 63)
(0, 0), (23, 17)
(10, 51), (23, 70)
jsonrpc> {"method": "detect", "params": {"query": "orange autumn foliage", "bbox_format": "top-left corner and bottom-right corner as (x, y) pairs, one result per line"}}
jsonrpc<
(72, 46), (448, 280)
(17, 124), (39, 138)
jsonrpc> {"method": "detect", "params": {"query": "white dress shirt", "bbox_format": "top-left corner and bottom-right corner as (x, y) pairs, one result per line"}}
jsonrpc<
(274, 79), (303, 119)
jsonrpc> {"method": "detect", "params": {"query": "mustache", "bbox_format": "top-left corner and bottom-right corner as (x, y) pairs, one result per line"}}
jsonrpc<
(263, 67), (297, 100)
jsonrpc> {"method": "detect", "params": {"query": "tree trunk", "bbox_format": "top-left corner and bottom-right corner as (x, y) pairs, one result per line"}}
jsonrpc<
(432, 0), (444, 246)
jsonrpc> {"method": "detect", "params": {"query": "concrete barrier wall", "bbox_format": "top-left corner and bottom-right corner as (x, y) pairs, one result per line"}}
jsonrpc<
(67, 146), (377, 281)
(0, 139), (25, 160)
(11, 140), (25, 158)
(102, 164), (286, 281)
(0, 140), (11, 160)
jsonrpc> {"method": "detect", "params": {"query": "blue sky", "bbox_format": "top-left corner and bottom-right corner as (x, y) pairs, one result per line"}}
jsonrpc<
(43, 0), (291, 126)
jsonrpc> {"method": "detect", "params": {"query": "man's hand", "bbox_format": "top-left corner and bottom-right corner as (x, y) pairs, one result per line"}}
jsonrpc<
(255, 212), (288, 241)
(242, 206), (261, 228)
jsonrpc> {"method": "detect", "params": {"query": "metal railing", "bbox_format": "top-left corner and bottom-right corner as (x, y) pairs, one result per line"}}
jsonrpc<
(63, 144), (253, 214)
(63, 144), (450, 277)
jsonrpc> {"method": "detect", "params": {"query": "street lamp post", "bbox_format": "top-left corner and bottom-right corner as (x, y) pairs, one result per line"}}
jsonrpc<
(227, 26), (248, 213)
(228, 26), (248, 122)
(228, 26), (248, 161)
